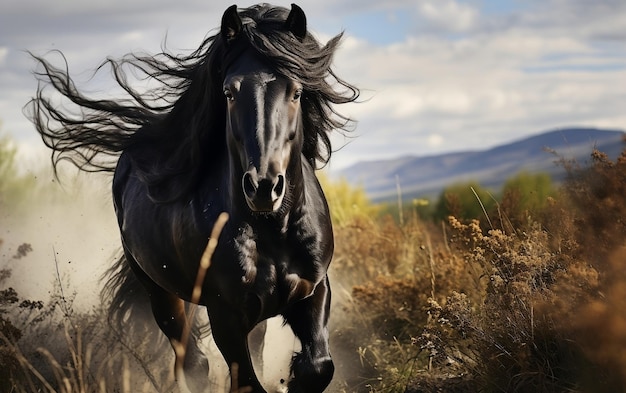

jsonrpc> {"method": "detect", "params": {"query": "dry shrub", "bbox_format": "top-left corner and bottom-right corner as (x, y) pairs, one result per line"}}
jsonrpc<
(1, 243), (38, 391)
(563, 247), (626, 391)
(331, 212), (473, 392)
(0, 247), (179, 393)
(332, 215), (407, 288)
(331, 214), (421, 392)
(416, 145), (626, 392)
(353, 276), (429, 340)
(1, 268), (25, 391)
(540, 147), (626, 392)
(2, 310), (178, 393)
(555, 149), (626, 269)
(420, 219), (589, 392)
(330, 145), (626, 392)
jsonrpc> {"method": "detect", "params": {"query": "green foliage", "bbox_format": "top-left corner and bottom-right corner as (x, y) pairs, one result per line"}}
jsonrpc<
(433, 181), (496, 222)
(0, 134), (17, 198)
(410, 198), (433, 220)
(318, 172), (380, 227)
(379, 198), (434, 225)
(430, 173), (554, 229)
(501, 172), (554, 212)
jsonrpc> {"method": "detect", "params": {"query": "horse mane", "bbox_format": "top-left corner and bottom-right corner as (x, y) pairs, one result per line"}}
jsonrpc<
(28, 4), (359, 202)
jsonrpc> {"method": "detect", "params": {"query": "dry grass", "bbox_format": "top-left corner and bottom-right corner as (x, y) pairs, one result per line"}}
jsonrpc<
(3, 146), (626, 392)
(330, 146), (626, 392)
(1, 320), (164, 393)
(0, 261), (179, 393)
(0, 210), (258, 393)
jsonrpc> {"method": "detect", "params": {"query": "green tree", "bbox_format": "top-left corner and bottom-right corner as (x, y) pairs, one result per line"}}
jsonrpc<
(501, 172), (554, 213)
(434, 181), (495, 222)
(496, 172), (555, 229)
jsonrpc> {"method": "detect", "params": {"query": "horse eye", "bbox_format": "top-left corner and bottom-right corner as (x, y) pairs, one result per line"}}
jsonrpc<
(224, 88), (234, 102)
(292, 89), (302, 102)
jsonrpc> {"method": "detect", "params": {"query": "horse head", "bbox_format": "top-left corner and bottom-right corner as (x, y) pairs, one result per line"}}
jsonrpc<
(221, 4), (307, 213)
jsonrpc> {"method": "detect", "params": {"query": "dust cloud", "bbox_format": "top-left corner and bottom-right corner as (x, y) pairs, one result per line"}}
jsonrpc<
(0, 167), (304, 392)
(1, 171), (119, 308)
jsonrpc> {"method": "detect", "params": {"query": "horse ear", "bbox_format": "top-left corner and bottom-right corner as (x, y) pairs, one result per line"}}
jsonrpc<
(285, 4), (307, 40)
(221, 5), (242, 42)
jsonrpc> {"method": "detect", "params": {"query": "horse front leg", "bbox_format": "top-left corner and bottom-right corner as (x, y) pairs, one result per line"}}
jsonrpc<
(140, 287), (208, 392)
(208, 300), (266, 393)
(126, 254), (209, 392)
(283, 275), (334, 393)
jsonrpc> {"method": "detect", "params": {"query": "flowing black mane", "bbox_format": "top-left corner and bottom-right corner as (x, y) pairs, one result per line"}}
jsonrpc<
(28, 4), (358, 202)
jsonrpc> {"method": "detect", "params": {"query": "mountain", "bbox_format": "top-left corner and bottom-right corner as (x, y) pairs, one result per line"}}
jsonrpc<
(337, 128), (625, 202)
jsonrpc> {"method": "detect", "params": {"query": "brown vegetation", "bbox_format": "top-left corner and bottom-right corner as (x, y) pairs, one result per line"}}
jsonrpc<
(2, 143), (626, 392)
(329, 145), (626, 392)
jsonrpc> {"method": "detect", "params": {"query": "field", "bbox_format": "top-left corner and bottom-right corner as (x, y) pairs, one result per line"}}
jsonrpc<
(2, 142), (626, 392)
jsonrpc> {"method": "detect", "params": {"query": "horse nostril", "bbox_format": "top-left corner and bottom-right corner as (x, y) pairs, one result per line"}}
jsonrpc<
(243, 172), (257, 198)
(273, 174), (285, 198)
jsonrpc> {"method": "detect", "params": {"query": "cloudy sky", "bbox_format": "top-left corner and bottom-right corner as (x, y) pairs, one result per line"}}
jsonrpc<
(1, 0), (625, 171)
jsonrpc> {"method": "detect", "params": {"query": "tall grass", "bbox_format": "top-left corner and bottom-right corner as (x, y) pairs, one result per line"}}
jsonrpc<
(0, 247), (179, 392)
(0, 209), (257, 393)
(3, 146), (626, 392)
(327, 145), (626, 392)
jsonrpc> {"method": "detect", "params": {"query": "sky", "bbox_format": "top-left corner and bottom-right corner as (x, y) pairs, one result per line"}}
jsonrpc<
(1, 0), (625, 171)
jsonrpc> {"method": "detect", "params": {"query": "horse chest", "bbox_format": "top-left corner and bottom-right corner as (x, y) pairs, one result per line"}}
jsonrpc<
(228, 223), (322, 313)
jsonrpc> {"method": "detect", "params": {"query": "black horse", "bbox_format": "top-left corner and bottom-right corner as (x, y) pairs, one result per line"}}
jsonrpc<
(28, 4), (358, 393)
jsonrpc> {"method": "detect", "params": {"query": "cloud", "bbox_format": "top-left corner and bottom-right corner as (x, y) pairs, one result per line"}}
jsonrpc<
(324, 0), (626, 168)
(517, 0), (626, 41)
(1, 0), (624, 172)
(416, 0), (479, 33)
(427, 134), (444, 148)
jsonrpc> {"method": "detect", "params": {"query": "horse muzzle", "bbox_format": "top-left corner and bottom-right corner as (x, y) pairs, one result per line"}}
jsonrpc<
(242, 170), (286, 213)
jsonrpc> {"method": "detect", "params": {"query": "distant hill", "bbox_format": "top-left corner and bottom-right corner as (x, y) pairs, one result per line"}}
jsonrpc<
(337, 128), (625, 202)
